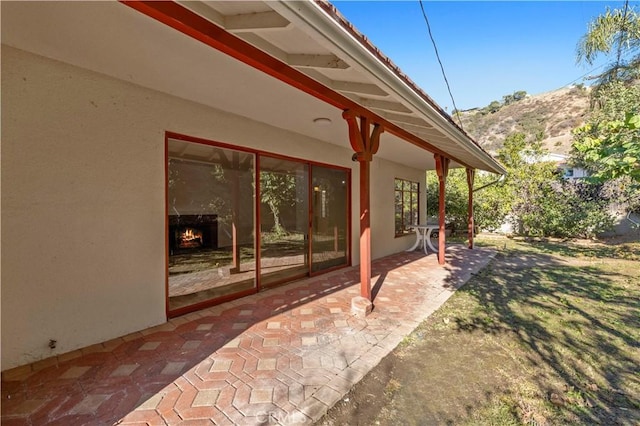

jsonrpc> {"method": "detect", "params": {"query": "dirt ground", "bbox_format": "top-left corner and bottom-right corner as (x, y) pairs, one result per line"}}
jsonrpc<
(316, 236), (640, 425)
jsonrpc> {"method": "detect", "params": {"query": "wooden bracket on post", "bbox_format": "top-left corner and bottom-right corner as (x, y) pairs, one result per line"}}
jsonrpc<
(434, 154), (450, 265)
(343, 110), (381, 160)
(466, 168), (475, 249)
(343, 110), (383, 305)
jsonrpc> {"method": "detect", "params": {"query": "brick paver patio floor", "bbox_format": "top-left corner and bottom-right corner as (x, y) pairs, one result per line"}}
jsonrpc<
(2, 245), (495, 425)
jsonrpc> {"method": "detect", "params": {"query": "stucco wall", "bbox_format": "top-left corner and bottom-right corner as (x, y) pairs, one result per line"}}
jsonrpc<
(370, 158), (427, 259)
(1, 46), (427, 370)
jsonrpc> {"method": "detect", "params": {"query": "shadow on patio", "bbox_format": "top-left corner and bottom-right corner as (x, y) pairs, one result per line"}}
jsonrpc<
(1, 245), (495, 425)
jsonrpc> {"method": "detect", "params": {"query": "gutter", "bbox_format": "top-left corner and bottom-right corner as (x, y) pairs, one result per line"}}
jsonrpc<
(269, 0), (507, 175)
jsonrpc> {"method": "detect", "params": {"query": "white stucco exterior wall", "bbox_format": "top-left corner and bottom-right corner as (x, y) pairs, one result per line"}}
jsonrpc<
(1, 46), (428, 370)
(369, 158), (427, 259)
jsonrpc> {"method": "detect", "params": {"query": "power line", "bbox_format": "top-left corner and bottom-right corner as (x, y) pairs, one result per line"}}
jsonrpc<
(563, 62), (608, 88)
(417, 0), (464, 129)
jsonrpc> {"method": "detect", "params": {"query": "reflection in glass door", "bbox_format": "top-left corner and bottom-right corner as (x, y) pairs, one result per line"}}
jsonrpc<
(259, 156), (309, 287)
(166, 137), (351, 314)
(167, 139), (256, 314)
(311, 166), (349, 273)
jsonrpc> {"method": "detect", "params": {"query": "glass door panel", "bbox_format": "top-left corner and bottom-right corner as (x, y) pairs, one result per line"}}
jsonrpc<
(311, 166), (348, 273)
(259, 156), (309, 287)
(167, 139), (256, 313)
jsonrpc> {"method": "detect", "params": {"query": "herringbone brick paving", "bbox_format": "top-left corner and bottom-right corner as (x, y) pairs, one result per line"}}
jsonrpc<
(1, 245), (495, 425)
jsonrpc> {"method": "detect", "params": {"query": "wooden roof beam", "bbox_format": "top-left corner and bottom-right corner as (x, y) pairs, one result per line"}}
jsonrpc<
(121, 1), (470, 168)
(225, 11), (290, 32)
(288, 54), (349, 69)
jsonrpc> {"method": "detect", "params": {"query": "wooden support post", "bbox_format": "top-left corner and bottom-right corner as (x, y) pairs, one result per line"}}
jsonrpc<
(215, 150), (245, 274)
(434, 154), (450, 265)
(230, 169), (241, 273)
(230, 153), (242, 273)
(359, 158), (371, 299)
(466, 168), (475, 249)
(343, 110), (383, 304)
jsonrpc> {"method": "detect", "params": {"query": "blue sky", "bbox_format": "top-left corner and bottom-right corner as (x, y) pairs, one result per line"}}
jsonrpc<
(332, 1), (635, 111)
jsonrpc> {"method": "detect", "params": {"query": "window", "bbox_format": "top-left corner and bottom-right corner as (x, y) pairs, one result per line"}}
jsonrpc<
(395, 178), (419, 236)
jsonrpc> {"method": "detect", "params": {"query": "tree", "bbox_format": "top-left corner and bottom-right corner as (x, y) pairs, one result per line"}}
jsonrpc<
(260, 171), (297, 235)
(572, 78), (640, 182)
(425, 132), (616, 238)
(502, 93), (515, 105)
(486, 100), (502, 114)
(576, 6), (640, 85)
(495, 133), (560, 236)
(491, 133), (614, 238)
(473, 176), (511, 232)
(531, 179), (615, 238)
(426, 169), (470, 233)
(502, 90), (527, 105)
(574, 112), (640, 181)
(513, 90), (528, 101)
(573, 5), (640, 185)
(426, 169), (509, 234)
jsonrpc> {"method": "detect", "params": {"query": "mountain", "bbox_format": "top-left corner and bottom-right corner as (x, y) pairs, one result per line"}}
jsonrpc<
(457, 86), (591, 155)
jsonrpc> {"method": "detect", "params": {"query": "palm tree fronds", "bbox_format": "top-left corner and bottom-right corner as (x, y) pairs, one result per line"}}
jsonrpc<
(576, 7), (640, 65)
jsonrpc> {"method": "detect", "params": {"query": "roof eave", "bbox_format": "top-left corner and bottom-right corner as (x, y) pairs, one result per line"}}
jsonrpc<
(269, 0), (506, 175)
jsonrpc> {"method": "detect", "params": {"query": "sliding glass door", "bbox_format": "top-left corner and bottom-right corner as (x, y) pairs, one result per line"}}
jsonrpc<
(166, 136), (350, 314)
(167, 139), (255, 313)
(259, 156), (309, 288)
(311, 165), (349, 273)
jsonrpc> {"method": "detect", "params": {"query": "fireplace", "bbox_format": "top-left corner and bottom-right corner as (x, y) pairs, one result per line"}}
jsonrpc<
(177, 227), (203, 249)
(169, 214), (218, 254)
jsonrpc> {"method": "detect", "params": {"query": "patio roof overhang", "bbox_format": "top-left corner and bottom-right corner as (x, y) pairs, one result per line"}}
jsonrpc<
(1, 0), (505, 175)
(269, 0), (506, 175)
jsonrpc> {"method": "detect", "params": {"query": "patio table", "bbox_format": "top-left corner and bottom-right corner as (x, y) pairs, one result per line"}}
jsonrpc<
(406, 224), (439, 255)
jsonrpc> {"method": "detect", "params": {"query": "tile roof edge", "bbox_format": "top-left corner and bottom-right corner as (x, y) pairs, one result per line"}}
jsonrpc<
(314, 0), (500, 167)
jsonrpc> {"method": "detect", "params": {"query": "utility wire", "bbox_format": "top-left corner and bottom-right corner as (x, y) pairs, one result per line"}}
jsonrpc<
(563, 62), (608, 87)
(418, 0), (464, 130)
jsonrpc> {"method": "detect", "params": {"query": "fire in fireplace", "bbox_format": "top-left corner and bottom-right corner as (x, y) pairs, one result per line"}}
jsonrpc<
(176, 227), (203, 249)
(169, 214), (218, 254)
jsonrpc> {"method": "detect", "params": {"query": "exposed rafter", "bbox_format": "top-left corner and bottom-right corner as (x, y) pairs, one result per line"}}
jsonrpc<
(332, 80), (387, 97)
(271, 0), (506, 175)
(177, 1), (224, 27)
(163, 0), (505, 174)
(233, 32), (288, 62)
(225, 11), (290, 32)
(121, 1), (471, 168)
(395, 122), (443, 136)
(288, 54), (349, 69)
(291, 67), (334, 87)
(230, 35), (349, 70)
(358, 98), (412, 113)
(372, 110), (434, 128)
(284, 68), (389, 98)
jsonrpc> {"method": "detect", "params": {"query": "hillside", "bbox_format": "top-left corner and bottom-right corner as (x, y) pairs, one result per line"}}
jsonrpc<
(458, 86), (591, 155)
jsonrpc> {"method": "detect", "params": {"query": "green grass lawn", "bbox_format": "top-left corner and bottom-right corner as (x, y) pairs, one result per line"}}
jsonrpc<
(319, 235), (640, 425)
(455, 236), (640, 425)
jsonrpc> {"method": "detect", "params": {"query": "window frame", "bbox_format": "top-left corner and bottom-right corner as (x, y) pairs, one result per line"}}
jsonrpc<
(394, 177), (420, 237)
